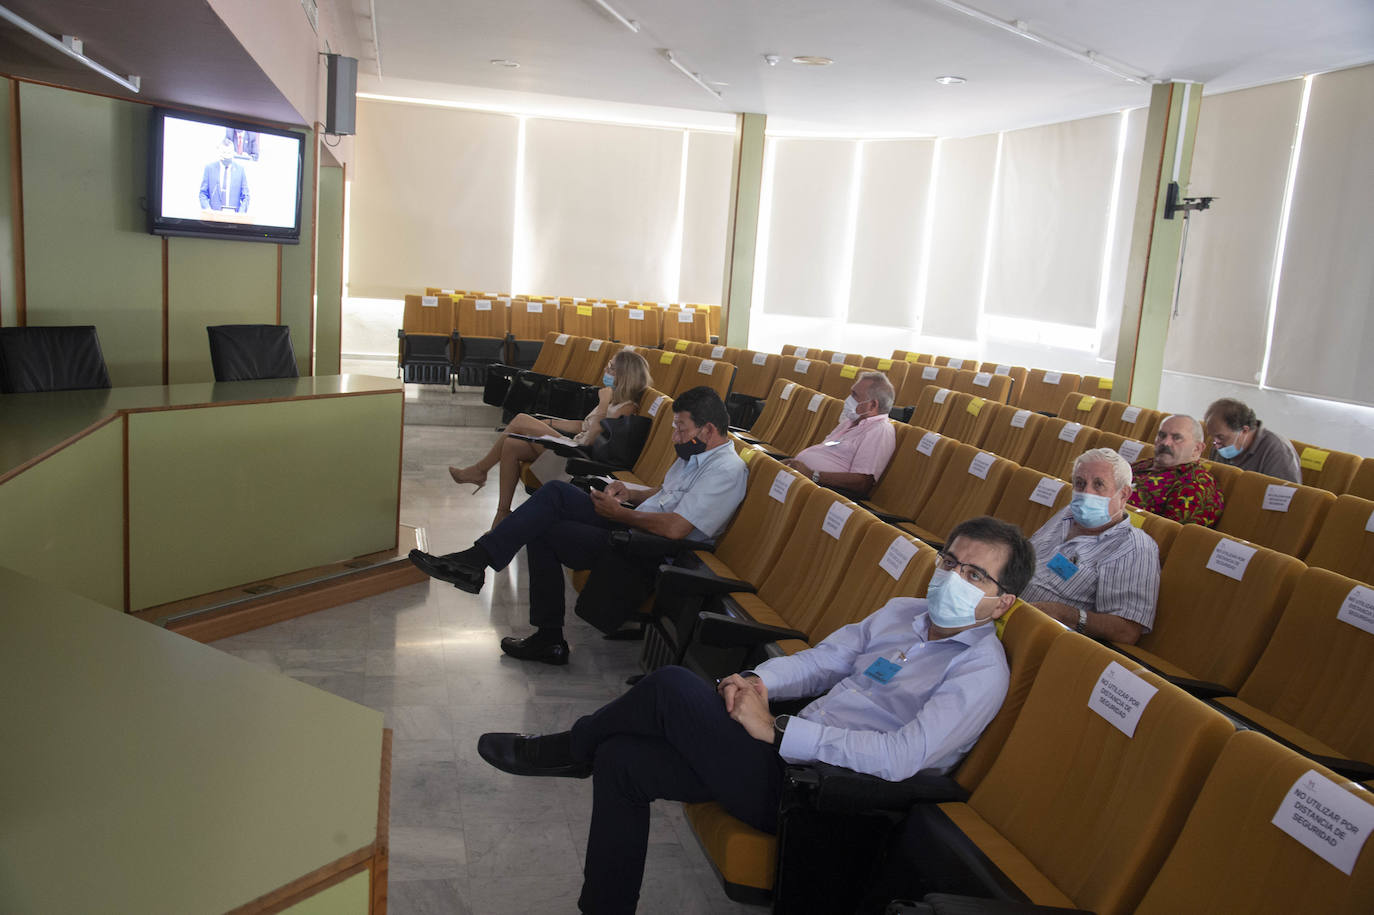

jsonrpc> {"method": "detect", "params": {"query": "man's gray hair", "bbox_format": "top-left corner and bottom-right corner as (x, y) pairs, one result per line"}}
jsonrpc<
(858, 371), (895, 413)
(1161, 413), (1204, 443)
(1073, 447), (1133, 490)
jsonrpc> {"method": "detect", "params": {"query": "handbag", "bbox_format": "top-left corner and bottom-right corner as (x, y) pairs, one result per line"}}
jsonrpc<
(585, 414), (652, 468)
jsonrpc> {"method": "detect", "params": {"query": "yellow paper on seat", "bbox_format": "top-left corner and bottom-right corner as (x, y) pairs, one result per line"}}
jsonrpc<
(675, 339), (689, 351)
(904, 353), (922, 363)
(1097, 377), (1113, 390)
(967, 397), (985, 416)
(1126, 510), (1145, 528)
(660, 352), (675, 364)
(840, 364), (858, 379)
(877, 359), (893, 370)
(1300, 447), (1329, 471)
(1077, 395), (1096, 411)
(577, 304), (593, 316)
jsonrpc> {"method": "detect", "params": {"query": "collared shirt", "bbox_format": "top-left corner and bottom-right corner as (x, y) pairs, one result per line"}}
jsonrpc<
(1021, 508), (1159, 631)
(1211, 423), (1301, 483)
(753, 600), (1009, 781)
(794, 413), (896, 480)
(636, 441), (747, 542)
(1128, 459), (1224, 527)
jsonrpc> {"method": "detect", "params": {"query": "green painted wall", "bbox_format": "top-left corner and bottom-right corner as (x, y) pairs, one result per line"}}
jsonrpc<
(282, 871), (371, 914)
(280, 133), (317, 375)
(0, 78), (17, 327)
(165, 235), (277, 383)
(315, 163), (345, 375)
(19, 82), (163, 385)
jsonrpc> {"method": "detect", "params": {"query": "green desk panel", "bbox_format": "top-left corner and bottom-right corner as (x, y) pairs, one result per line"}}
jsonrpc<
(283, 870), (371, 914)
(127, 391), (401, 609)
(0, 568), (382, 914)
(0, 419), (124, 608)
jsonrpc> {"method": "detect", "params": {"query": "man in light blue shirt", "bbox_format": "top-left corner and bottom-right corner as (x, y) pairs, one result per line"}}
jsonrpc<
(474, 516), (1037, 915)
(409, 386), (747, 664)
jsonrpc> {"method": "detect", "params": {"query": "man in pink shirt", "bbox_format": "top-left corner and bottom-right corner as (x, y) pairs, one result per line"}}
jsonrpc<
(784, 371), (896, 498)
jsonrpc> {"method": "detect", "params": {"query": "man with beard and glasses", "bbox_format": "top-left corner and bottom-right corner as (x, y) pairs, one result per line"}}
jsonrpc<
(1127, 413), (1224, 527)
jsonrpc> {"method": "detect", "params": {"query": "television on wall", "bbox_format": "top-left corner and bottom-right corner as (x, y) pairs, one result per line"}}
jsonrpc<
(147, 108), (305, 244)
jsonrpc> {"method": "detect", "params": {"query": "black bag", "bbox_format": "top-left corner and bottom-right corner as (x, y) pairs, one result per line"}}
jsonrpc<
(585, 414), (653, 468)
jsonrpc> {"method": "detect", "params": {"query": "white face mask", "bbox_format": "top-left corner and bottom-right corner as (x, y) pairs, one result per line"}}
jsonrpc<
(840, 395), (860, 424)
(925, 568), (988, 629)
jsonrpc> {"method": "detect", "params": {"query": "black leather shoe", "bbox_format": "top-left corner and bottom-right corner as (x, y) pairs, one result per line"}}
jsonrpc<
(477, 732), (591, 778)
(409, 549), (484, 593)
(500, 635), (570, 665)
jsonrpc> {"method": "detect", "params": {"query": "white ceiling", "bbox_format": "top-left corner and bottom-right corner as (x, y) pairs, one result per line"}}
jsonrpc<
(358, 0), (1374, 135)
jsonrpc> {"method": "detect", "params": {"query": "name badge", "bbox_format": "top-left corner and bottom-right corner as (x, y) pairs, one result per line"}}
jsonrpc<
(863, 657), (902, 684)
(1048, 552), (1078, 580)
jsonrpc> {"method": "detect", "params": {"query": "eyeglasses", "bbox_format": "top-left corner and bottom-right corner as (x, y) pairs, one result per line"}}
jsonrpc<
(935, 550), (1005, 593)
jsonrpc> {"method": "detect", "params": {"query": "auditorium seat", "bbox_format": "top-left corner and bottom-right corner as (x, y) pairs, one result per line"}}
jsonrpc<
(950, 368), (1014, 405)
(777, 354), (828, 390)
(1348, 457), (1374, 500)
(1203, 459), (1243, 505)
(453, 295), (510, 386)
(1021, 417), (1100, 480)
(934, 355), (975, 372)
(978, 361), (1028, 407)
(1018, 368), (1082, 415)
(1295, 444), (1363, 495)
(893, 349), (933, 365)
(1099, 400), (1163, 442)
(1135, 730), (1374, 914)
(1113, 525), (1305, 696)
(784, 343), (814, 359)
(978, 405), (1046, 466)
(398, 293), (455, 385)
(1093, 430), (1156, 466)
(612, 304), (663, 347)
(753, 390), (838, 459)
(1055, 391), (1110, 428)
(735, 379), (802, 443)
(585, 390), (676, 489)
(731, 350), (781, 402)
(900, 633), (1233, 913)
(858, 426), (957, 525)
(818, 360), (864, 399)
(679, 354), (735, 399)
(506, 299), (561, 369)
(1078, 374), (1115, 398)
(666, 306), (710, 343)
(648, 349), (689, 394)
(1212, 566), (1374, 779)
(1304, 494), (1374, 583)
(206, 324), (299, 382)
(0, 325), (112, 393)
(561, 301), (612, 339)
(1125, 507), (1183, 563)
(897, 363), (956, 410)
(897, 444), (1016, 547)
(909, 385), (957, 432)
(990, 466), (1072, 539)
(860, 355), (910, 393)
(1215, 471), (1336, 558)
(937, 391), (996, 447)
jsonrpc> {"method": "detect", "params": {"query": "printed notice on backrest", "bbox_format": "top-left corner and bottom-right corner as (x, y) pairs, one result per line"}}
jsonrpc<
(879, 537), (918, 581)
(1205, 538), (1256, 581)
(1271, 770), (1374, 875)
(1336, 584), (1374, 636)
(1088, 661), (1158, 738)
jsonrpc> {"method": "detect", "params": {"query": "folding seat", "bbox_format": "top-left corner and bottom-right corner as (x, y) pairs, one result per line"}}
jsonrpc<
(857, 425), (957, 523)
(545, 337), (617, 418)
(423, 286), (457, 296)
(704, 304), (722, 341)
(990, 466), (1072, 539)
(1021, 417), (1100, 480)
(1056, 390), (1111, 427)
(1018, 368), (1082, 415)
(892, 349), (933, 364)
(1093, 430), (1156, 466)
(933, 355), (973, 371)
(936, 391), (995, 447)
(1212, 566), (1374, 778)
(731, 350), (780, 401)
(1349, 457), (1374, 500)
(1135, 730), (1374, 914)
(897, 444), (1017, 547)
(561, 302), (612, 339)
(950, 368), (1014, 405)
(776, 354), (827, 390)
(568, 390), (677, 489)
(1215, 471), (1336, 557)
(677, 354), (734, 400)
(1099, 400), (1162, 441)
(859, 355), (910, 394)
(824, 350), (863, 366)
(1113, 524), (1305, 696)
(744, 390), (818, 457)
(764, 392), (843, 457)
(1305, 494), (1374, 583)
(452, 295), (511, 386)
(896, 363), (955, 411)
(978, 361), (1028, 406)
(612, 305), (662, 348)
(1295, 443), (1363, 495)
(978, 404), (1046, 465)
(703, 342), (738, 365)
(1204, 458), (1243, 505)
(909, 385), (956, 432)
(505, 299), (561, 369)
(647, 349), (689, 394)
(398, 293), (455, 385)
(818, 361), (864, 399)
(735, 379), (802, 443)
(666, 306), (710, 343)
(898, 633), (1233, 913)
(784, 343), (814, 359)
(1125, 506), (1182, 563)
(1078, 373), (1116, 398)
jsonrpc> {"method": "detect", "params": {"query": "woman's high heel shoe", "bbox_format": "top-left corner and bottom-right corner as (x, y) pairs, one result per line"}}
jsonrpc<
(448, 466), (487, 493)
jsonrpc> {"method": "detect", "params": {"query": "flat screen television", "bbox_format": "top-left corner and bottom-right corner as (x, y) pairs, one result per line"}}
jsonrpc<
(148, 108), (305, 244)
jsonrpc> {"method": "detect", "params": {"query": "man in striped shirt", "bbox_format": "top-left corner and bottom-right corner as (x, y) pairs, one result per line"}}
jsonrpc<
(1020, 447), (1160, 645)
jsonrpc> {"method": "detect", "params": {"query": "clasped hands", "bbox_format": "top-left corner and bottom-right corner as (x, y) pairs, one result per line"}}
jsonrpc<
(717, 673), (774, 743)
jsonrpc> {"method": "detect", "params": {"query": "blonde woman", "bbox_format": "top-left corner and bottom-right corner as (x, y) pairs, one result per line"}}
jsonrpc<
(449, 349), (652, 527)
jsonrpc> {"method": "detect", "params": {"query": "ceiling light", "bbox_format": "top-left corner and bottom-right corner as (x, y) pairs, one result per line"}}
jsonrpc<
(661, 50), (723, 101)
(583, 0), (640, 34)
(791, 56), (833, 67)
(490, 59), (520, 68)
(935, 75), (966, 85)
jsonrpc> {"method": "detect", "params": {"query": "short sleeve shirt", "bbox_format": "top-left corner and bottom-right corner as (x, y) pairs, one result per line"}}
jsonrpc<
(1128, 460), (1224, 527)
(1020, 509), (1160, 632)
(794, 414), (896, 479)
(637, 441), (747, 542)
(1211, 423), (1301, 483)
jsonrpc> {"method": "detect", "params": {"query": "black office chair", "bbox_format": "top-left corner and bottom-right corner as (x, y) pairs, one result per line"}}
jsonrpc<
(0, 325), (113, 394)
(206, 324), (299, 382)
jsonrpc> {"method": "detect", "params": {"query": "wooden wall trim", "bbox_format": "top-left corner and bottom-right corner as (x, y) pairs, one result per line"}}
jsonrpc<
(226, 846), (374, 915)
(161, 236), (169, 385)
(338, 163), (347, 365)
(9, 78), (26, 325)
(371, 728), (392, 915)
(121, 413), (130, 612)
(309, 127), (321, 376)
(275, 244), (283, 325)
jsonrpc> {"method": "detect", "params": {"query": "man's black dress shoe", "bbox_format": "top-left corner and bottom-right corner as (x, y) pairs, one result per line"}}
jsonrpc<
(477, 732), (591, 778)
(409, 549), (484, 594)
(500, 635), (570, 665)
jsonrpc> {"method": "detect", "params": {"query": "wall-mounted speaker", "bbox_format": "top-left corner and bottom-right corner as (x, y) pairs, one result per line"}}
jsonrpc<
(324, 54), (358, 136)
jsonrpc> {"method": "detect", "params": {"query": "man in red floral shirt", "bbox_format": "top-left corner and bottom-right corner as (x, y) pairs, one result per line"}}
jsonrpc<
(1128, 414), (1224, 526)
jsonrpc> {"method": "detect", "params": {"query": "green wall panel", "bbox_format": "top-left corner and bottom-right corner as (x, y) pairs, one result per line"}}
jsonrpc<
(18, 82), (163, 385)
(126, 392), (401, 609)
(280, 131), (317, 375)
(166, 235), (277, 383)
(0, 78), (17, 327)
(315, 163), (345, 375)
(0, 419), (124, 609)
(282, 871), (371, 914)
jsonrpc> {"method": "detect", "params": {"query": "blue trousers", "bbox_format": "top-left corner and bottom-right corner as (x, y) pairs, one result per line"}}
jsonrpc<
(569, 666), (785, 914)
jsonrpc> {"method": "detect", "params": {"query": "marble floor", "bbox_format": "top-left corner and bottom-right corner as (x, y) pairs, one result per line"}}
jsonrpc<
(210, 390), (762, 914)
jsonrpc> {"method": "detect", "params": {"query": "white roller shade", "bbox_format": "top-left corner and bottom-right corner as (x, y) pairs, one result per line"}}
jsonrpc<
(1099, 107), (1147, 362)
(348, 100), (517, 299)
(922, 134), (998, 340)
(848, 139), (936, 329)
(678, 131), (733, 305)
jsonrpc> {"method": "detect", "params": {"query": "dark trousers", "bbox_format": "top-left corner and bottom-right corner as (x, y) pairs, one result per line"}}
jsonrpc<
(569, 665), (785, 914)
(475, 480), (661, 632)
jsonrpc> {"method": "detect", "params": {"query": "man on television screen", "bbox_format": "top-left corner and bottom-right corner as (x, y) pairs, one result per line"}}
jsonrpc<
(199, 138), (250, 214)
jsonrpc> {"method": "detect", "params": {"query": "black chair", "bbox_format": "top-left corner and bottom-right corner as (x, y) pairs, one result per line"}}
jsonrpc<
(0, 325), (112, 394)
(206, 324), (299, 382)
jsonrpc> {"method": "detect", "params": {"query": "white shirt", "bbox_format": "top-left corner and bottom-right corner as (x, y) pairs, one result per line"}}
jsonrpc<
(1021, 508), (1160, 632)
(637, 441), (747, 543)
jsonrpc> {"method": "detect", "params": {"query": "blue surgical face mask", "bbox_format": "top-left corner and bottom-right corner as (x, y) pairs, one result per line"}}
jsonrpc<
(925, 568), (988, 629)
(602, 373), (615, 388)
(1216, 442), (1242, 459)
(1070, 490), (1115, 528)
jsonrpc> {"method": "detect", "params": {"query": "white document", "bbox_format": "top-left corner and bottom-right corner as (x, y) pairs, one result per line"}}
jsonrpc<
(796, 359), (812, 373)
(1118, 440), (1145, 462)
(1336, 584), (1374, 636)
(968, 451), (996, 479)
(879, 537), (919, 581)
(781, 383), (795, 400)
(681, 305), (695, 312)
(1205, 538), (1257, 581)
(1089, 661), (1158, 738)
(822, 502), (853, 539)
(752, 352), (768, 366)
(995, 364), (1011, 376)
(1029, 478), (1066, 507)
(922, 366), (939, 380)
(1121, 405), (1141, 423)
(526, 301), (543, 313)
(1271, 770), (1374, 876)
(421, 295), (438, 307)
(510, 432), (579, 448)
(594, 474), (653, 492)
(793, 346), (807, 357)
(499, 297), (511, 305)
(441, 288), (454, 294)
(831, 353), (846, 363)
(1010, 409), (1031, 429)
(948, 358), (964, 369)
(589, 339), (602, 351)
(1058, 422), (1083, 443)
(629, 308), (644, 320)
(807, 393), (824, 412)
(476, 299), (492, 310)
(934, 388), (951, 404)
(1263, 484), (1297, 512)
(648, 395), (668, 417)
(917, 432), (941, 456)
(678, 311), (694, 323)
(712, 346), (726, 359)
(973, 372), (992, 387)
(1043, 371), (1063, 384)
(769, 470), (796, 503)
(555, 333), (569, 345)
(698, 360), (716, 374)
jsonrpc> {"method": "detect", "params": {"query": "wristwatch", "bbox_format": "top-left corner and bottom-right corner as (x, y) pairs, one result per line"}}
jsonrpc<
(1075, 608), (1088, 633)
(811, 469), (822, 484)
(772, 714), (790, 748)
